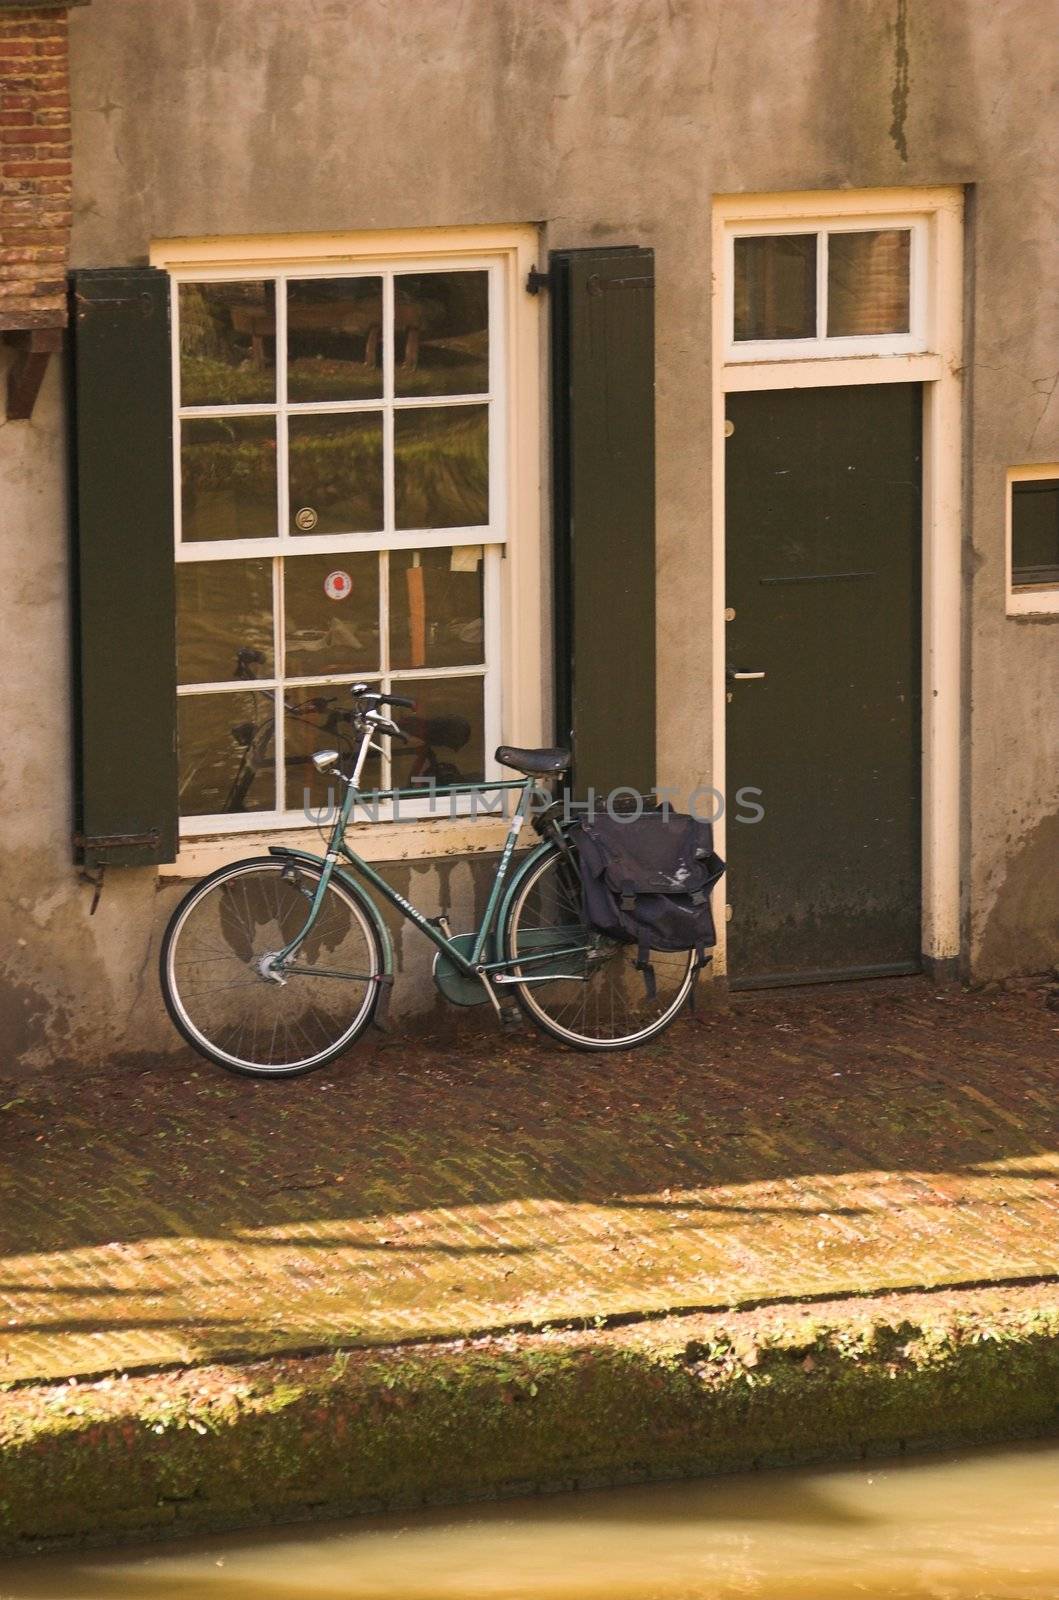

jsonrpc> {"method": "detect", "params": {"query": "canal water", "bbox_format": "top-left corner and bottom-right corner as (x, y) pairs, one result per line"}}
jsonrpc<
(0, 1442), (1055, 1599)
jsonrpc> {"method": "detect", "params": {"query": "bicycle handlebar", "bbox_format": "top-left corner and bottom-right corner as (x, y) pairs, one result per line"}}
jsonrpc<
(350, 683), (416, 711)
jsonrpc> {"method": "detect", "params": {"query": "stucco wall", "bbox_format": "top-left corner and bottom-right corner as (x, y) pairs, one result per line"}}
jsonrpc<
(0, 353), (491, 1067)
(1, 0), (1056, 1068)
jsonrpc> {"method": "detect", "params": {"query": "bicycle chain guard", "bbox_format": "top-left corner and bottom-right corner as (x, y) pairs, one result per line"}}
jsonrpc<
(432, 933), (491, 1006)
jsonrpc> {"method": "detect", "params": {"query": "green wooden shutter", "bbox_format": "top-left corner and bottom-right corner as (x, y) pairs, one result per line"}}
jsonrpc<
(70, 267), (177, 866)
(550, 247), (655, 799)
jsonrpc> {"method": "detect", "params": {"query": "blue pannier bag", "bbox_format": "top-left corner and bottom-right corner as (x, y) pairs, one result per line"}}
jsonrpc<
(574, 810), (726, 999)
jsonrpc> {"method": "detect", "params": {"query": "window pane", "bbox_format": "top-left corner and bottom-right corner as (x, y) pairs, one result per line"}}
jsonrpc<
(178, 690), (275, 816)
(733, 235), (816, 341)
(176, 559), (273, 685)
(394, 405), (488, 530)
(181, 416), (278, 543)
(284, 552), (380, 678)
(288, 412), (384, 536)
(179, 281), (276, 406)
(827, 230), (911, 336)
(1012, 479), (1059, 586)
(284, 695), (381, 814)
(393, 271), (489, 397)
(287, 277), (383, 403)
(390, 675), (485, 789)
(389, 547), (484, 670)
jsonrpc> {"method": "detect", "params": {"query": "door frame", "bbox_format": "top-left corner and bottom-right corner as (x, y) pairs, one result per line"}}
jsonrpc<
(710, 187), (964, 978)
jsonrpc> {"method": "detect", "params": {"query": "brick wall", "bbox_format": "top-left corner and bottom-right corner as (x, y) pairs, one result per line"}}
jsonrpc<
(0, 2), (74, 330)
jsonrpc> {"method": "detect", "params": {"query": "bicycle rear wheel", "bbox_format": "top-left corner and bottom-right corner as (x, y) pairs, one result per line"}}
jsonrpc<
(160, 858), (382, 1077)
(502, 843), (695, 1050)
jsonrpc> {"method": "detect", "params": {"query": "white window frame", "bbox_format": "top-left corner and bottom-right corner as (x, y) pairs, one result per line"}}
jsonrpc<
(1006, 464), (1059, 617)
(151, 226), (544, 870)
(725, 213), (930, 363)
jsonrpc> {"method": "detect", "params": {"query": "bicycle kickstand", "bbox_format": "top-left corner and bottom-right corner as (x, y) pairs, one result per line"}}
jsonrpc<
(476, 968), (523, 1033)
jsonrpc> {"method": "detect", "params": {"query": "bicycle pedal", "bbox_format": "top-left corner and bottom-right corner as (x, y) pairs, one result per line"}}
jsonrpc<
(498, 1004), (523, 1032)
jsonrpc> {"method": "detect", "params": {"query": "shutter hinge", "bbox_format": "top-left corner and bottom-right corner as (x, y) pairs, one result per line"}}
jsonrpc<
(526, 266), (552, 295)
(74, 829), (161, 854)
(586, 273), (653, 294)
(75, 292), (158, 319)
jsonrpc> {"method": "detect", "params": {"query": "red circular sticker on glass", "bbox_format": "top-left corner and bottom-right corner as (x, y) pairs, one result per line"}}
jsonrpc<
(324, 570), (352, 601)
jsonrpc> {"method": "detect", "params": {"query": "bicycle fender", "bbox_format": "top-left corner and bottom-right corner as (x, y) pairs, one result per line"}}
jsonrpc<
(495, 839), (560, 947)
(266, 846), (395, 979)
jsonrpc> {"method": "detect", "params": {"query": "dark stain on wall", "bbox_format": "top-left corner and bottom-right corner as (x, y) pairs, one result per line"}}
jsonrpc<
(0, 972), (64, 1070)
(366, 852), (507, 1035)
(976, 806), (1059, 980)
(889, 0), (911, 162)
(808, 0), (979, 187)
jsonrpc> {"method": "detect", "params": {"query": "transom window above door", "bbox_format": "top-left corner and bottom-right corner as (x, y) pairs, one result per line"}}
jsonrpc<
(726, 219), (929, 361)
(171, 258), (507, 832)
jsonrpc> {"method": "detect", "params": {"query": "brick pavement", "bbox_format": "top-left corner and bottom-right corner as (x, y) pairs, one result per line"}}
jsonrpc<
(1, 977), (1056, 1385)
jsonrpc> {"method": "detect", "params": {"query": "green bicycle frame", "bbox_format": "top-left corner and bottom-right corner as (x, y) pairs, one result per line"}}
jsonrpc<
(270, 745), (592, 992)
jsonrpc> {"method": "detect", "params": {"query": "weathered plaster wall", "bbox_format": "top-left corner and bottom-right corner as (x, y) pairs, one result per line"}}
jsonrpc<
(958, 14), (1059, 975)
(0, 362), (489, 1067)
(1, 0), (1056, 1067)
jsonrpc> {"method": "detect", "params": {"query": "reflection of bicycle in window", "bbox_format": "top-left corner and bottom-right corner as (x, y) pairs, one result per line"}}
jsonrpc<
(181, 643), (482, 816)
(161, 684), (702, 1078)
(224, 693), (342, 815)
(178, 647), (354, 817)
(394, 712), (472, 789)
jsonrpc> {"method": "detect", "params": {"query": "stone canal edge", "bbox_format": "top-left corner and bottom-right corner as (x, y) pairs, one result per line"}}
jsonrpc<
(2, 1279), (1057, 1554)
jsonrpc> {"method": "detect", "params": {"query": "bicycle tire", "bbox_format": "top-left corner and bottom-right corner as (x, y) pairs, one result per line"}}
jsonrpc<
(160, 856), (383, 1078)
(501, 841), (695, 1050)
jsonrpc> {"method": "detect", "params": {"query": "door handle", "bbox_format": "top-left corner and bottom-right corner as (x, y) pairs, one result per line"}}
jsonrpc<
(726, 666), (766, 683)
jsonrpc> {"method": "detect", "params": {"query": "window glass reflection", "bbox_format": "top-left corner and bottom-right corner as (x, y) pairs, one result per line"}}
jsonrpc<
(733, 235), (817, 341)
(284, 552), (380, 678)
(177, 559), (273, 685)
(390, 675), (485, 789)
(394, 405), (488, 529)
(179, 281), (276, 406)
(389, 547), (484, 670)
(1011, 479), (1059, 587)
(284, 698), (381, 813)
(181, 417), (277, 542)
(393, 272), (489, 397)
(287, 277), (383, 403)
(288, 413), (384, 535)
(827, 230), (911, 336)
(178, 690), (275, 815)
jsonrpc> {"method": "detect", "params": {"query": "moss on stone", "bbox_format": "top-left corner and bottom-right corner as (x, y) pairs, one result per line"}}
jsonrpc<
(2, 1285), (1057, 1555)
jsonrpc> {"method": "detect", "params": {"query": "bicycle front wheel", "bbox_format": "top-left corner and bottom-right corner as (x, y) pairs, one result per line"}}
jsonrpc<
(161, 858), (382, 1077)
(502, 843), (695, 1050)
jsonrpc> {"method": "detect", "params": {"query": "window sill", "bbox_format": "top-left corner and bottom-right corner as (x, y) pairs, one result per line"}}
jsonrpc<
(1007, 587), (1059, 618)
(159, 814), (514, 879)
(723, 351), (943, 391)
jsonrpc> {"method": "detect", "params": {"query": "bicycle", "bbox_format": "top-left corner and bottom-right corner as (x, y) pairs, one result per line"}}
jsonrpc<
(160, 684), (698, 1076)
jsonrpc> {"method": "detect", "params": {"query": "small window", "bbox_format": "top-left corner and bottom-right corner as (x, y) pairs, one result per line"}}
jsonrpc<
(1011, 478), (1059, 588)
(728, 220), (924, 359)
(1007, 467), (1059, 616)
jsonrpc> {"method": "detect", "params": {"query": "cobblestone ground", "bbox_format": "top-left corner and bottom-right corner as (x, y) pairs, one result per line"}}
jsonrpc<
(1, 977), (1056, 1385)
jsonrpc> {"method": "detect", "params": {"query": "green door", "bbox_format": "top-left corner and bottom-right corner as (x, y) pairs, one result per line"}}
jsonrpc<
(725, 383), (922, 985)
